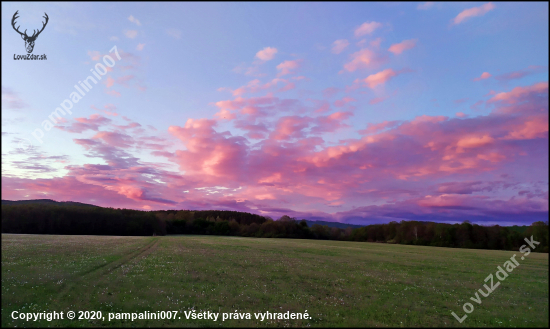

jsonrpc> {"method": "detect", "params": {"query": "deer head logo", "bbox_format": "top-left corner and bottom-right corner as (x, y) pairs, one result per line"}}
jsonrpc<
(12, 11), (49, 54)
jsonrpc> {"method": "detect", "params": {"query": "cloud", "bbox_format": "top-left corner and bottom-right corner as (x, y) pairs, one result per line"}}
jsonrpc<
(105, 76), (115, 88)
(388, 39), (417, 55)
(488, 81), (548, 104)
(110, 36), (119, 41)
(342, 48), (387, 72)
(136, 43), (145, 51)
(355, 68), (408, 88)
(93, 131), (134, 148)
(56, 114), (112, 134)
(322, 87), (340, 99)
(334, 97), (356, 108)
(453, 98), (469, 105)
(370, 37), (383, 49)
(452, 2), (496, 25)
(270, 116), (311, 141)
(2, 87), (28, 109)
(369, 97), (387, 105)
(474, 72), (492, 81)
(232, 63), (265, 77)
(87, 50), (102, 61)
(128, 15), (141, 26)
(354, 21), (382, 37)
(124, 30), (138, 39)
(331, 39), (350, 54)
(168, 119), (249, 181)
(224, 78), (294, 97)
(255, 47), (278, 61)
(116, 75), (135, 87)
(105, 90), (121, 97)
(276, 60), (301, 77)
(494, 66), (546, 81)
(358, 120), (401, 135)
(417, 2), (434, 10)
(234, 48), (280, 77)
(5, 144), (70, 175)
(166, 28), (181, 39)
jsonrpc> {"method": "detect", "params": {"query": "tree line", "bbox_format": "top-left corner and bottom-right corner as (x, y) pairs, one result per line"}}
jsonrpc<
(2, 204), (548, 252)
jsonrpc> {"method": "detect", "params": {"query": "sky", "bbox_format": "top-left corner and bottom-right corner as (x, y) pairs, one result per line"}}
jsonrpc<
(1, 2), (548, 225)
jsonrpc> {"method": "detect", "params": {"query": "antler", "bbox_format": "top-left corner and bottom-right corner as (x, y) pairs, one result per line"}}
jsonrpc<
(11, 10), (27, 37)
(30, 13), (49, 38)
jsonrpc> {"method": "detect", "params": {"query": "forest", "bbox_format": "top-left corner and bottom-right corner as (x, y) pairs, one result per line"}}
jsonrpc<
(2, 203), (548, 252)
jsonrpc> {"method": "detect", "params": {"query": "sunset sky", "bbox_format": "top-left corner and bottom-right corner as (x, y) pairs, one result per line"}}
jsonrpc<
(2, 2), (548, 225)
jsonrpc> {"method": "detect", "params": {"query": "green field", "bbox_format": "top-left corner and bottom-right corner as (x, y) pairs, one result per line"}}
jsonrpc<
(1, 234), (548, 327)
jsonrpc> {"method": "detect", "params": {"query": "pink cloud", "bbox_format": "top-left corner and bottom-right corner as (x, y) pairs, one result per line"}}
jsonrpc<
(334, 97), (356, 108)
(56, 114), (112, 133)
(331, 39), (350, 54)
(322, 87), (340, 99)
(255, 47), (278, 61)
(502, 117), (548, 140)
(342, 48), (387, 72)
(369, 97), (387, 105)
(270, 116), (311, 140)
(470, 101), (484, 111)
(488, 82), (548, 104)
(116, 75), (136, 87)
(128, 15), (141, 26)
(417, 2), (434, 10)
(370, 37), (383, 49)
(453, 98), (469, 105)
(474, 72), (492, 81)
(311, 112), (352, 134)
(124, 30), (138, 39)
(314, 101), (331, 114)
(105, 76), (115, 88)
(355, 68), (407, 88)
(2, 87), (28, 109)
(276, 60), (301, 77)
(388, 39), (417, 55)
(278, 82), (295, 92)
(456, 112), (467, 118)
(87, 51), (101, 61)
(494, 66), (546, 81)
(168, 119), (249, 181)
(354, 21), (382, 37)
(358, 120), (401, 135)
(229, 78), (293, 96)
(452, 2), (496, 25)
(234, 120), (269, 140)
(93, 131), (134, 148)
(105, 90), (121, 97)
(456, 135), (494, 149)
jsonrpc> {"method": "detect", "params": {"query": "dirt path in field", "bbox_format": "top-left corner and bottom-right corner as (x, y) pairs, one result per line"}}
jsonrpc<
(55, 238), (160, 299)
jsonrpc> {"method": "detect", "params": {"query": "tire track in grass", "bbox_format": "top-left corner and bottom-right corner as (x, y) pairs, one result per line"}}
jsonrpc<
(56, 238), (160, 299)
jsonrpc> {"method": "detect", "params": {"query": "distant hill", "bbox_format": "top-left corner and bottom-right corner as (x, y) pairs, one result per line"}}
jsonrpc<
(305, 220), (364, 229)
(1, 199), (98, 208)
(2, 199), (547, 252)
(0, 199), (535, 233)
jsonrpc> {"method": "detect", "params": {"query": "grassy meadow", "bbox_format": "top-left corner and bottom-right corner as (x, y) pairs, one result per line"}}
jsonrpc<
(1, 234), (548, 327)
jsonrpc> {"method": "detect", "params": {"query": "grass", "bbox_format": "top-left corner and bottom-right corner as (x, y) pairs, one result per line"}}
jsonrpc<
(1, 234), (548, 327)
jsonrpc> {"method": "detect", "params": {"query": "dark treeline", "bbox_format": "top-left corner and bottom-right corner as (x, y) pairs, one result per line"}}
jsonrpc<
(2, 204), (164, 236)
(2, 204), (548, 252)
